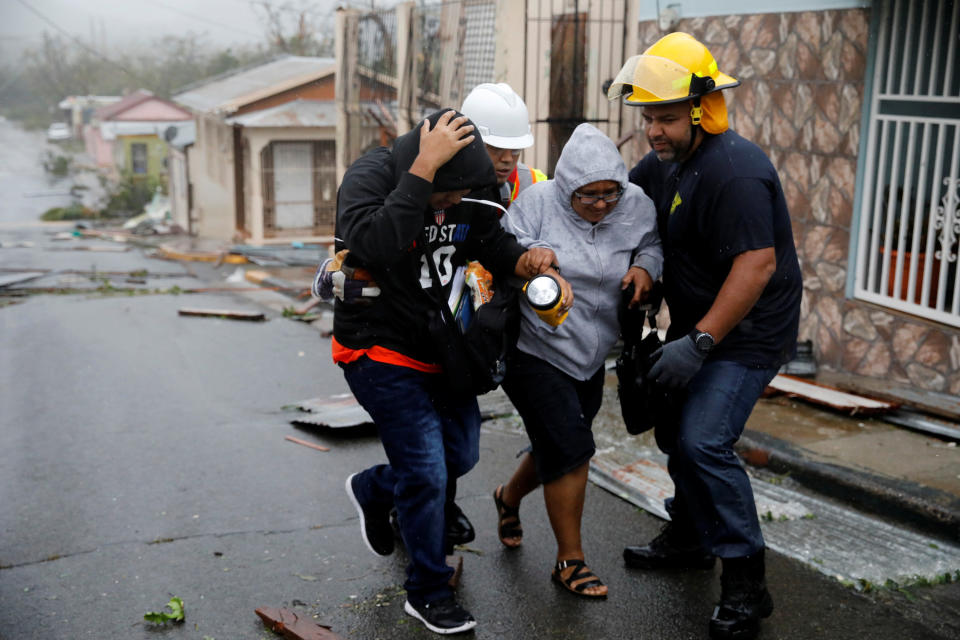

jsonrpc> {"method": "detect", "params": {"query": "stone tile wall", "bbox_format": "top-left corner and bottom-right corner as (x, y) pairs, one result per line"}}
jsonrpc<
(634, 10), (960, 396)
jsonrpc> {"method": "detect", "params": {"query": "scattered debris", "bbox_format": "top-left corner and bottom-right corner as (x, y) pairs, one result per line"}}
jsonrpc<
(255, 607), (345, 640)
(766, 375), (897, 415)
(283, 298), (325, 323)
(46, 245), (131, 252)
(178, 308), (266, 321)
(0, 272), (48, 289)
(157, 244), (248, 264)
(244, 269), (307, 296)
(231, 243), (325, 267)
(284, 435), (330, 452)
(288, 394), (374, 429)
(291, 297), (323, 315)
(884, 408), (960, 442)
(144, 596), (185, 624)
(122, 189), (176, 235)
(225, 267), (246, 283)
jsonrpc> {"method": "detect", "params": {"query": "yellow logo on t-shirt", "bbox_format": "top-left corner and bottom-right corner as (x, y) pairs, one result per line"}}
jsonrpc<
(669, 191), (682, 214)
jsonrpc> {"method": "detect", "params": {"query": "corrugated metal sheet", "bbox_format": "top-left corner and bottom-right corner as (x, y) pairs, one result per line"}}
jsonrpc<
(226, 99), (337, 128)
(173, 56), (335, 115)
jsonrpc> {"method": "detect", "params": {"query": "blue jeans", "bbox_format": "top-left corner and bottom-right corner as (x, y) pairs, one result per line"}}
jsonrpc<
(657, 359), (778, 558)
(342, 356), (481, 604)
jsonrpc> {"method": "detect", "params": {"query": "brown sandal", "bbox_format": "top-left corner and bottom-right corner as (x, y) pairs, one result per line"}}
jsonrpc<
(551, 559), (608, 598)
(493, 485), (523, 548)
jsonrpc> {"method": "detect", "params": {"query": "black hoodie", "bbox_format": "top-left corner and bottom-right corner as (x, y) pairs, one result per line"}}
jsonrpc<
(333, 108), (526, 364)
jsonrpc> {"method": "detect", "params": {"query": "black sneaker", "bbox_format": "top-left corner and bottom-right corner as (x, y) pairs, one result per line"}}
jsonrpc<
(404, 597), (477, 635)
(623, 521), (715, 570)
(345, 473), (394, 557)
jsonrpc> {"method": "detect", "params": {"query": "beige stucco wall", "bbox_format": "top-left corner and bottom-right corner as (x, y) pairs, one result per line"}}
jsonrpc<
(191, 116), (237, 241)
(635, 9), (960, 396)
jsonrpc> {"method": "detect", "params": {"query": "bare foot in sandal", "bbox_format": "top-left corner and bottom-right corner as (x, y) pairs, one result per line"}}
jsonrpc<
(552, 558), (608, 598)
(493, 485), (523, 548)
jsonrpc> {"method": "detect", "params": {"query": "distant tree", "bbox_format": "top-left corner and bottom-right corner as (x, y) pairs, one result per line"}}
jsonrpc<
(0, 32), (270, 126)
(254, 0), (334, 57)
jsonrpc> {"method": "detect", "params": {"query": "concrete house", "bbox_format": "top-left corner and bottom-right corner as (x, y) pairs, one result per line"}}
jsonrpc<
(83, 90), (193, 181)
(172, 56), (339, 244)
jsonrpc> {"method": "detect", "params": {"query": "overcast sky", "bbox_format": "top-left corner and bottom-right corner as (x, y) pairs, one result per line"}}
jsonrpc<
(0, 0), (362, 55)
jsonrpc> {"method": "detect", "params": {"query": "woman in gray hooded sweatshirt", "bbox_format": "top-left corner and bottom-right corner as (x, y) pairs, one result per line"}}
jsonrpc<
(491, 122), (663, 598)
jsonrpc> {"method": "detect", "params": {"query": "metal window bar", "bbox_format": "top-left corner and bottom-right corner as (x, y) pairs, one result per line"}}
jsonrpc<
(462, 1), (497, 97)
(856, 0), (960, 326)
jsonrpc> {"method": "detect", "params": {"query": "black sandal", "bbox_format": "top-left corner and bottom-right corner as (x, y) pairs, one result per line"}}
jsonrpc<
(492, 485), (523, 548)
(551, 559), (608, 599)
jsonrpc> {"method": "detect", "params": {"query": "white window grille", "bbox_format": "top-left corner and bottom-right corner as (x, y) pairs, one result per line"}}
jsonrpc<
(854, 0), (960, 326)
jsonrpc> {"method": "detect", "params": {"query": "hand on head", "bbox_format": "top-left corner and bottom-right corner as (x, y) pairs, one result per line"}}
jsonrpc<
(409, 110), (475, 182)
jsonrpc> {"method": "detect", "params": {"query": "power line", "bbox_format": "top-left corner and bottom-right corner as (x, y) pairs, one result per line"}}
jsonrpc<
(12, 0), (136, 76)
(149, 0), (263, 39)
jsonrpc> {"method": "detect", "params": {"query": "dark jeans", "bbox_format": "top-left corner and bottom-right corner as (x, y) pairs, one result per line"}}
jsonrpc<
(656, 359), (778, 558)
(342, 356), (481, 604)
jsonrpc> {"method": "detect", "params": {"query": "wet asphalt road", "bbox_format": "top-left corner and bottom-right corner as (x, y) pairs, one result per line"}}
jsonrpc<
(1, 118), (956, 639)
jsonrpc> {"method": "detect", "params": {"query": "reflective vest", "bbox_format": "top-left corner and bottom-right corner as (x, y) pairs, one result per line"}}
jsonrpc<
(500, 162), (548, 208)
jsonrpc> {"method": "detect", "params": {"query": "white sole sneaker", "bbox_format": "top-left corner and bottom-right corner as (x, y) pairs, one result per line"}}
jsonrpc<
(345, 473), (390, 557)
(403, 599), (477, 635)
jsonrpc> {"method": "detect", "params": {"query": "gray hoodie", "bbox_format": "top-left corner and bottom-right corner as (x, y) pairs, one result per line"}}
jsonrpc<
(502, 123), (662, 381)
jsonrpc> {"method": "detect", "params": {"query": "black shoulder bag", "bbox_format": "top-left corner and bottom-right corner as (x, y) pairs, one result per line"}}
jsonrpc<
(420, 236), (519, 400)
(615, 281), (675, 435)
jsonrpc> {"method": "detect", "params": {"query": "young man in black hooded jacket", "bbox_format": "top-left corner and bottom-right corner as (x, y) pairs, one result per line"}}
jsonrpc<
(334, 109), (555, 634)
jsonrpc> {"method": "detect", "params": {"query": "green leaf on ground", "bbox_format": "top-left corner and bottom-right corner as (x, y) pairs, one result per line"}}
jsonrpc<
(144, 596), (185, 624)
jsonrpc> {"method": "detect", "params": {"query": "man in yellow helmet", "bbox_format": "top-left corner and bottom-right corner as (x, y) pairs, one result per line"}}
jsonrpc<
(609, 32), (802, 640)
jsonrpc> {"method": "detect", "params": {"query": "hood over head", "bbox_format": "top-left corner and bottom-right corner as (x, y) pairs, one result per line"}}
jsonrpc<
(553, 123), (628, 204)
(391, 108), (497, 193)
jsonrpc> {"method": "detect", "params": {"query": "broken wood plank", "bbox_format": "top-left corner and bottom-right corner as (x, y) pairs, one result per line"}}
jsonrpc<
(255, 607), (345, 640)
(177, 308), (265, 321)
(766, 374), (897, 415)
(284, 435), (330, 452)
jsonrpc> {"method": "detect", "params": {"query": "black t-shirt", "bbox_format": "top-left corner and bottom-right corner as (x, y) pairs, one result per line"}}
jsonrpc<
(628, 130), (802, 367)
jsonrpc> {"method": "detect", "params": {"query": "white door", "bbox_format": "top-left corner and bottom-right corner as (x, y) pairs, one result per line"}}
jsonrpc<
(272, 142), (314, 230)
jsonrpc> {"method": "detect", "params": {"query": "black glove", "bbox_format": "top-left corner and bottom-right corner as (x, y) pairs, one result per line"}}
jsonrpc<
(646, 335), (706, 389)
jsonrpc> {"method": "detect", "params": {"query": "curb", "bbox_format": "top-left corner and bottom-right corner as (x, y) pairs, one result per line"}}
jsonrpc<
(737, 429), (960, 542)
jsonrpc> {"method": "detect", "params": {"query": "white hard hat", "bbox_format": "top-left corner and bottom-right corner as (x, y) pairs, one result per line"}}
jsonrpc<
(461, 83), (534, 149)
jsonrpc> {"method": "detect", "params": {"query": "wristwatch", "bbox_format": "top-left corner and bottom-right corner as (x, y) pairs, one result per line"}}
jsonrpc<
(688, 328), (715, 354)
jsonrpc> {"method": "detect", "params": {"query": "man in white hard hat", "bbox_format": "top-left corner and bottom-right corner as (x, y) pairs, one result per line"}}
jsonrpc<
(461, 83), (547, 210)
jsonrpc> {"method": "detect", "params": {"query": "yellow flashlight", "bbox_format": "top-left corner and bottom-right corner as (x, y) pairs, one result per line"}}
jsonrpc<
(523, 274), (568, 327)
